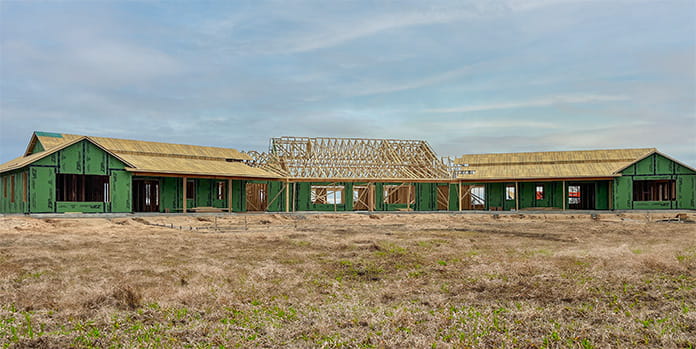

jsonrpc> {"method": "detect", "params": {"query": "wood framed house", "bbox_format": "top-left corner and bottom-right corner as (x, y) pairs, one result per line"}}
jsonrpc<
(453, 148), (696, 211)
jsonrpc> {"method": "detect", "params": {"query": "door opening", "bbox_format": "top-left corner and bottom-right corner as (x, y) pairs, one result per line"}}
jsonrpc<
(568, 183), (595, 209)
(133, 179), (159, 212)
(246, 183), (268, 211)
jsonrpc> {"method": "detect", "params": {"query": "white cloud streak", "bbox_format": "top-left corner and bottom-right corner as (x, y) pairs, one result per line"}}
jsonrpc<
(426, 94), (630, 113)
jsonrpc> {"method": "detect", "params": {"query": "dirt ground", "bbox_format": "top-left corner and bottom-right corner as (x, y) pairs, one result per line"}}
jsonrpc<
(1, 212), (695, 348)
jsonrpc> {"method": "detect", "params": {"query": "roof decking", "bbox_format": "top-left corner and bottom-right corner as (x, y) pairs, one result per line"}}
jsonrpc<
(2, 132), (279, 179)
(455, 148), (657, 181)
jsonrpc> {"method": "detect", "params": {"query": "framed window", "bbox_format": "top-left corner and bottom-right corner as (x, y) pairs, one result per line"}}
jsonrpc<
(186, 180), (195, 200)
(311, 185), (344, 204)
(633, 180), (676, 201)
(56, 174), (110, 202)
(505, 185), (515, 200)
(471, 186), (486, 206)
(568, 185), (581, 204)
(535, 185), (544, 200)
(383, 185), (415, 204)
(217, 181), (226, 200)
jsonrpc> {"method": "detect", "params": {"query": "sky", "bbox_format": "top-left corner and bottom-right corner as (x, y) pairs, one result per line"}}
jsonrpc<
(1, 0), (695, 165)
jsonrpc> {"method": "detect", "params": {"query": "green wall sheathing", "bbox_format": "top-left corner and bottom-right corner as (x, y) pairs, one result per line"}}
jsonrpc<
(30, 141), (45, 154)
(676, 175), (695, 209)
(29, 167), (56, 213)
(56, 202), (105, 213)
(616, 153), (696, 209)
(33, 152), (57, 166)
(0, 170), (29, 213)
(155, 177), (246, 212)
(84, 142), (107, 175)
(595, 182), (609, 210)
(196, 179), (212, 207)
(110, 171), (132, 212)
(448, 184), (458, 211)
(59, 142), (83, 174)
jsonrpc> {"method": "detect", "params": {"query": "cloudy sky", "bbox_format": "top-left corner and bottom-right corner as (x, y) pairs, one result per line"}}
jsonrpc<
(1, 0), (694, 165)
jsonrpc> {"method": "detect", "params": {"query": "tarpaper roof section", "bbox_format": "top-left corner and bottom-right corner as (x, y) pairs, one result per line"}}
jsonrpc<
(2, 132), (279, 179)
(454, 148), (657, 180)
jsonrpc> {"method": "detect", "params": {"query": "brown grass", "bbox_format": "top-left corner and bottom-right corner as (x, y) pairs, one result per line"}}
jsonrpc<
(0, 212), (695, 348)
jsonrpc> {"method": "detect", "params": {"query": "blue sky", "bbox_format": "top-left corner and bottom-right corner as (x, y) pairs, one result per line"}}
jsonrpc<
(1, 0), (694, 165)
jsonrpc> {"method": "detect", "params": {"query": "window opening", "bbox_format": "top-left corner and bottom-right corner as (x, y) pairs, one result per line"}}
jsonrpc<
(383, 185), (414, 204)
(217, 181), (226, 200)
(186, 180), (195, 200)
(56, 174), (110, 202)
(311, 185), (344, 204)
(505, 185), (515, 200)
(10, 175), (15, 203)
(536, 185), (544, 200)
(568, 185), (581, 205)
(633, 180), (676, 201)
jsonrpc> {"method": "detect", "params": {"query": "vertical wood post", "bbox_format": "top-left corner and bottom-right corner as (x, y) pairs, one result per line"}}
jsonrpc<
(562, 180), (566, 211)
(368, 183), (375, 212)
(515, 181), (519, 211)
(285, 180), (290, 213)
(407, 182), (412, 211)
(228, 179), (233, 213)
(182, 177), (187, 213)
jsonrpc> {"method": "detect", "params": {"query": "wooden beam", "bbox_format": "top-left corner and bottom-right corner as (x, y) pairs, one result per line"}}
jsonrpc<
(182, 176), (187, 213)
(562, 180), (566, 211)
(515, 181), (519, 211)
(285, 179), (290, 212)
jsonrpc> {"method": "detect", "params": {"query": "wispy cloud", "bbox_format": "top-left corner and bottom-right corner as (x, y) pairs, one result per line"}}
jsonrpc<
(425, 94), (630, 113)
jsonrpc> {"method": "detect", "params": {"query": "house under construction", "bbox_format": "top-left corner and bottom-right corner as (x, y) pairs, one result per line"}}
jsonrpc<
(0, 132), (694, 214)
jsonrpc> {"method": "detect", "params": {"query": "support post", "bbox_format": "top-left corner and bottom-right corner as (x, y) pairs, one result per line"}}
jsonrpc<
(228, 179), (233, 213)
(407, 182), (412, 211)
(562, 180), (566, 211)
(608, 181), (613, 210)
(183, 177), (187, 213)
(285, 180), (290, 213)
(292, 182), (296, 212)
(368, 183), (375, 212)
(515, 181), (519, 211)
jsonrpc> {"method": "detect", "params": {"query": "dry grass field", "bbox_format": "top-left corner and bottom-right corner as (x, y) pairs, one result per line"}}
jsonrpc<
(1, 212), (695, 348)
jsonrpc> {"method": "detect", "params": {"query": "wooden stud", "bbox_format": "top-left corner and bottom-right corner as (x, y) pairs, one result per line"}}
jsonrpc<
(562, 180), (566, 211)
(515, 181), (519, 211)
(285, 179), (290, 212)
(183, 176), (187, 213)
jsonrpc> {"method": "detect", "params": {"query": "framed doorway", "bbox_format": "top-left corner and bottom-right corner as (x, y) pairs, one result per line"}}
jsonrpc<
(133, 179), (159, 212)
(246, 183), (268, 211)
(568, 183), (595, 209)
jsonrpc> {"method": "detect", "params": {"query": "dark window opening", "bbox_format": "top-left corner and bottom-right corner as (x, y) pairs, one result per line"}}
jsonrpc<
(10, 175), (15, 203)
(633, 180), (676, 201)
(22, 172), (28, 202)
(217, 181), (226, 200)
(536, 185), (544, 200)
(56, 174), (110, 202)
(186, 180), (195, 200)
